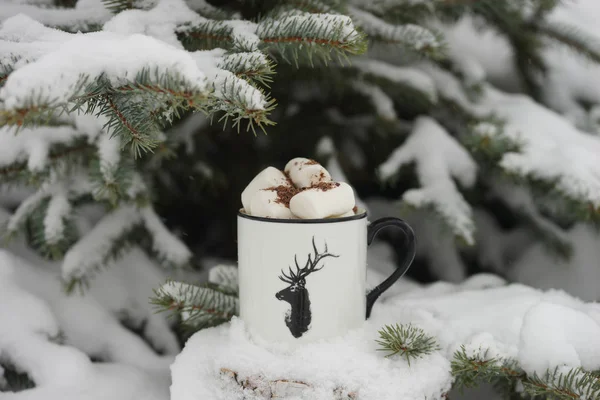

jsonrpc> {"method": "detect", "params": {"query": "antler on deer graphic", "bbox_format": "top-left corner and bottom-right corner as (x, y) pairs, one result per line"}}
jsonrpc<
(275, 236), (339, 338)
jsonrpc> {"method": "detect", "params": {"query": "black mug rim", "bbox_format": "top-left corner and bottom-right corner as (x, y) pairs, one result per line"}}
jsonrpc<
(237, 208), (367, 224)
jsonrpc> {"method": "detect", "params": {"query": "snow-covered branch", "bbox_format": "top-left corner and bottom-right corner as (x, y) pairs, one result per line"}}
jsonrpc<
(379, 116), (477, 244)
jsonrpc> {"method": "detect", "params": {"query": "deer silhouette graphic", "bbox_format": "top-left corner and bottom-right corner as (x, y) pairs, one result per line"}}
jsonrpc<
(275, 237), (339, 338)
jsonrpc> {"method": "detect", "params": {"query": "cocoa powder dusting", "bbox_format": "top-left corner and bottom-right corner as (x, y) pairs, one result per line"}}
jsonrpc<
(309, 181), (339, 191)
(352, 205), (358, 213)
(304, 159), (319, 165)
(263, 185), (298, 208)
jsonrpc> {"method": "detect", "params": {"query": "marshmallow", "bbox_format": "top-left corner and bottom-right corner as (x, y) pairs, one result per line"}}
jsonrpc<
(289, 182), (355, 219)
(284, 157), (331, 189)
(241, 167), (290, 213)
(249, 190), (295, 219)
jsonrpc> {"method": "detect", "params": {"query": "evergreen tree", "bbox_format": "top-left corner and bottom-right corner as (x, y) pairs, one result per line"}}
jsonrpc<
(2, 0), (600, 399)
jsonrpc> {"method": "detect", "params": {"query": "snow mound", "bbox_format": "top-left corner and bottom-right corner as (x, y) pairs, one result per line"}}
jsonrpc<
(171, 274), (600, 400)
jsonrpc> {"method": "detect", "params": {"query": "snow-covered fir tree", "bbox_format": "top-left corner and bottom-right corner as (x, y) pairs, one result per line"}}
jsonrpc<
(1, 0), (600, 399)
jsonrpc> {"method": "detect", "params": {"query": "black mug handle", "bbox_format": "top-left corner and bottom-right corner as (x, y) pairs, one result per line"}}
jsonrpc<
(365, 217), (416, 318)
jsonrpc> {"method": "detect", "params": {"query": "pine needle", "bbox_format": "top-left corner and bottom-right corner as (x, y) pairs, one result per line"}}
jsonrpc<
(375, 323), (439, 365)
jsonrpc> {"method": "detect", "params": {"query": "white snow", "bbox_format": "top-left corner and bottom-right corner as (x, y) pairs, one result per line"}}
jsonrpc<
(352, 58), (437, 103)
(171, 317), (451, 400)
(0, 13), (71, 44)
(61, 203), (191, 281)
(171, 272), (600, 400)
(349, 6), (438, 51)
(43, 191), (71, 245)
(518, 302), (600, 374)
(438, 0), (600, 132)
(158, 281), (201, 305)
(5, 186), (50, 234)
(103, 0), (203, 48)
(97, 132), (122, 182)
(0, 249), (171, 400)
(0, 0), (112, 31)
(218, 52), (269, 74)
(62, 205), (142, 281)
(351, 81), (397, 121)
(257, 13), (361, 44)
(0, 124), (97, 171)
(223, 20), (260, 51)
(208, 265), (239, 291)
(0, 206), (181, 398)
(191, 50), (267, 111)
(1, 16), (209, 110)
(140, 206), (192, 267)
(424, 63), (600, 209)
(452, 56), (486, 87)
(378, 116), (477, 244)
(480, 88), (600, 207)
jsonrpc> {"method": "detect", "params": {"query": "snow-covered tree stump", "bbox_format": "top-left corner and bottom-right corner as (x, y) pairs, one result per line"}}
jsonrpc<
(170, 315), (452, 400)
(218, 368), (358, 399)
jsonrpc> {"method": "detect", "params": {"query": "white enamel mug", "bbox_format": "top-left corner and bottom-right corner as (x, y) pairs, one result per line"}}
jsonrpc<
(238, 210), (416, 345)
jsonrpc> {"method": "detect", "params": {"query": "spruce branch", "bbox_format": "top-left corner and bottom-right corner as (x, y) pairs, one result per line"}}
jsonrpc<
(1, 188), (50, 240)
(0, 102), (58, 129)
(524, 367), (600, 399)
(178, 14), (366, 66)
(185, 0), (229, 19)
(349, 59), (438, 111)
(463, 117), (600, 228)
(218, 52), (276, 87)
(0, 62), (15, 88)
(376, 324), (440, 365)
(177, 21), (239, 52)
(459, 1), (547, 98)
(3, 68), (205, 138)
(88, 157), (134, 205)
(360, 0), (434, 24)
(99, 94), (162, 157)
(349, 6), (445, 59)
(61, 206), (146, 293)
(0, 139), (95, 185)
(61, 202), (190, 293)
(537, 21), (600, 64)
(102, 0), (136, 13)
(451, 346), (600, 399)
(268, 0), (345, 16)
(208, 265), (239, 295)
(208, 78), (277, 134)
(3, 65), (276, 149)
(258, 14), (367, 67)
(152, 280), (238, 331)
(26, 195), (78, 261)
(451, 346), (523, 389)
(139, 206), (193, 269)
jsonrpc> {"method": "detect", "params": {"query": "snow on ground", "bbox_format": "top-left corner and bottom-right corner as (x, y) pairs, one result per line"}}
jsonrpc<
(171, 272), (600, 400)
